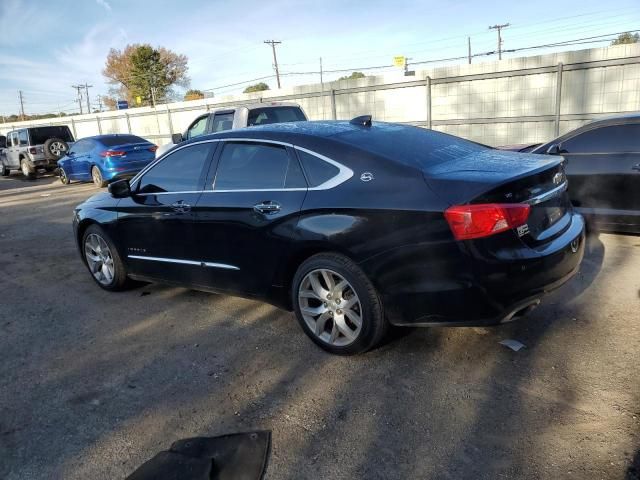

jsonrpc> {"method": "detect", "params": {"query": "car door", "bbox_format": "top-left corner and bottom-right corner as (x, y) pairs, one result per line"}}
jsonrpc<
(190, 140), (307, 296)
(7, 132), (19, 167)
(66, 139), (92, 179)
(557, 123), (640, 228)
(115, 141), (217, 283)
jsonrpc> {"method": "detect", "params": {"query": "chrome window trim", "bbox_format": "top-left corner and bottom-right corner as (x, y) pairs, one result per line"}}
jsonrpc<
(128, 254), (239, 270)
(293, 145), (354, 190)
(525, 181), (568, 206)
(130, 137), (352, 195)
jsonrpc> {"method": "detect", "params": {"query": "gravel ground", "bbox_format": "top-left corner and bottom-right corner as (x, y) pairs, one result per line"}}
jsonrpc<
(0, 174), (639, 480)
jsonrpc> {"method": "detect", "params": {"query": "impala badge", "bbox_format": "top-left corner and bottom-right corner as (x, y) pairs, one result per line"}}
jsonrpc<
(360, 172), (374, 182)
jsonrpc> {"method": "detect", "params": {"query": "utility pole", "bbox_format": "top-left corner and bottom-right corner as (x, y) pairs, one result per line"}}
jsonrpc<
(72, 85), (84, 114)
(319, 57), (325, 120)
(84, 83), (93, 113)
(319, 57), (323, 86)
(18, 90), (25, 121)
(468, 37), (472, 64)
(97, 95), (103, 112)
(489, 23), (510, 60)
(264, 40), (282, 88)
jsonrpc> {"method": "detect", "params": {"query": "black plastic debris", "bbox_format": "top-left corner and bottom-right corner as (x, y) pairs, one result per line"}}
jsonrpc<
(126, 431), (271, 480)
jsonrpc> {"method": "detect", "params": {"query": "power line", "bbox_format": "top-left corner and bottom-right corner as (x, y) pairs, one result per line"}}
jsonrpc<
(264, 40), (282, 89)
(71, 85), (84, 114)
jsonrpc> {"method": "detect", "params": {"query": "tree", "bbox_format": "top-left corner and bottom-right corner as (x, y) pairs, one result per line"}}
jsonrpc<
(103, 44), (189, 107)
(611, 32), (639, 45)
(184, 89), (205, 101)
(338, 72), (366, 81)
(243, 82), (270, 93)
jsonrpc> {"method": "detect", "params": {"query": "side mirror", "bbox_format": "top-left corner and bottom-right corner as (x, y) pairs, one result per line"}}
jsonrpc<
(108, 179), (131, 198)
(546, 143), (561, 155)
(171, 133), (184, 144)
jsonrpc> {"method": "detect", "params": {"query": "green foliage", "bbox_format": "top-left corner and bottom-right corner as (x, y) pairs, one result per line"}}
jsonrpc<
(184, 89), (205, 101)
(611, 33), (639, 45)
(243, 82), (270, 93)
(103, 44), (190, 106)
(338, 72), (366, 81)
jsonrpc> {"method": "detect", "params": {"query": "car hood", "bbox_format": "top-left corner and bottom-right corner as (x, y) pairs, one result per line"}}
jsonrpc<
(423, 149), (563, 205)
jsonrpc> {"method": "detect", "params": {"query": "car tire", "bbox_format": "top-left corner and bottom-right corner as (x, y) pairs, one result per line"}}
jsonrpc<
(292, 252), (388, 355)
(20, 159), (35, 179)
(59, 167), (70, 185)
(1, 164), (9, 176)
(82, 224), (132, 291)
(91, 166), (107, 188)
(43, 138), (69, 161)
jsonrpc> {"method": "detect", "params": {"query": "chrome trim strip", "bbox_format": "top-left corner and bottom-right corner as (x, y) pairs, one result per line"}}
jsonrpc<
(293, 145), (354, 190)
(127, 255), (239, 270)
(130, 137), (352, 195)
(525, 181), (568, 206)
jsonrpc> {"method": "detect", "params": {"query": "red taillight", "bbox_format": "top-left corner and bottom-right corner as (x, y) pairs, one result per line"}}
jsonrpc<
(100, 150), (126, 157)
(29, 147), (37, 154)
(444, 203), (531, 241)
(148, 145), (158, 152)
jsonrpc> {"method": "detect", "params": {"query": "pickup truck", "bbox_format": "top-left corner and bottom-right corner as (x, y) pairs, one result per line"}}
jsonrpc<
(156, 102), (307, 157)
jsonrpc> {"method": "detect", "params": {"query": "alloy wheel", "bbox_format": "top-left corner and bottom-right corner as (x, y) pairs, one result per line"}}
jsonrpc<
(21, 162), (30, 176)
(298, 268), (363, 346)
(84, 233), (115, 285)
(50, 141), (66, 156)
(92, 168), (102, 186)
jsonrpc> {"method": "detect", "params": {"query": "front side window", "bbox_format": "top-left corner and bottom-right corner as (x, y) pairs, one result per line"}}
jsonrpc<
(18, 130), (28, 146)
(186, 116), (208, 139)
(562, 124), (640, 154)
(138, 143), (212, 194)
(213, 142), (306, 190)
(211, 112), (234, 133)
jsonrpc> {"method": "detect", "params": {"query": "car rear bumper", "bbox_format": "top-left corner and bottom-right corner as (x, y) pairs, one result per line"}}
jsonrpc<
(376, 213), (585, 327)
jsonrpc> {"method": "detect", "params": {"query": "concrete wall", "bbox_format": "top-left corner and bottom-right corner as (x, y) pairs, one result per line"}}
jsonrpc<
(2, 43), (640, 147)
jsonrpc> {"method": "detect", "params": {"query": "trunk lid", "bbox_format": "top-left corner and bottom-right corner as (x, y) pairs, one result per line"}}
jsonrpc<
(424, 149), (570, 245)
(107, 142), (155, 162)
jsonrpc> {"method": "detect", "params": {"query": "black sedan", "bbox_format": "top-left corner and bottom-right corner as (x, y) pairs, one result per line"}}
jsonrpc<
(506, 114), (640, 234)
(72, 118), (585, 354)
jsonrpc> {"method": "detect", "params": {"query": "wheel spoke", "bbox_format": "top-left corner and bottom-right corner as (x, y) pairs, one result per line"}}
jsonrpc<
(344, 308), (362, 328)
(315, 311), (332, 336)
(299, 289), (321, 300)
(333, 279), (348, 297)
(308, 273), (328, 298)
(321, 270), (335, 291)
(329, 321), (340, 343)
(301, 305), (325, 317)
(334, 314), (357, 341)
(343, 296), (358, 310)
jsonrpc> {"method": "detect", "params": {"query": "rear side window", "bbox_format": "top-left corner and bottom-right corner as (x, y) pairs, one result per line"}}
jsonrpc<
(138, 143), (212, 194)
(99, 135), (147, 147)
(211, 113), (234, 133)
(18, 130), (28, 146)
(72, 139), (93, 154)
(297, 150), (339, 187)
(562, 124), (640, 154)
(213, 142), (306, 190)
(247, 107), (306, 126)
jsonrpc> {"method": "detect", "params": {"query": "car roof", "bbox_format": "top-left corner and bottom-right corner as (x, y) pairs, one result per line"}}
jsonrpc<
(79, 134), (147, 142)
(584, 112), (640, 126)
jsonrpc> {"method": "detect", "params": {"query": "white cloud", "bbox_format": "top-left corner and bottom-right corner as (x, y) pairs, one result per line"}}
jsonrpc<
(96, 0), (111, 11)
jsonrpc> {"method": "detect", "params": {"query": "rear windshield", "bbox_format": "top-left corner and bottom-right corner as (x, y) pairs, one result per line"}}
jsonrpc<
(29, 126), (74, 144)
(99, 135), (147, 147)
(247, 107), (307, 126)
(334, 123), (488, 170)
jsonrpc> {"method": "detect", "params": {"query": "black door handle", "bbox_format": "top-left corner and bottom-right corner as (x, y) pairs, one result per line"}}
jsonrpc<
(170, 200), (191, 213)
(253, 201), (281, 214)
(632, 164), (640, 171)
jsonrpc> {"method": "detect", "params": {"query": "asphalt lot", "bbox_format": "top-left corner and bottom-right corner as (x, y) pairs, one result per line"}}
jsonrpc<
(0, 173), (639, 480)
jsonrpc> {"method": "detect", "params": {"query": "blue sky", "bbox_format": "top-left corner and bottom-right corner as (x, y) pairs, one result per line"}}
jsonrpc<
(1, 0), (639, 116)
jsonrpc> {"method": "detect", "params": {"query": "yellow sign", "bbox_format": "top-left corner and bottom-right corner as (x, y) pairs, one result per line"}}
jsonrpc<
(393, 56), (406, 68)
(136, 96), (142, 105)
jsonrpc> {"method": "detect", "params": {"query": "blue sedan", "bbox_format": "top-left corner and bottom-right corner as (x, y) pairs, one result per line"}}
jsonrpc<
(58, 134), (157, 187)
